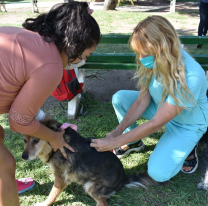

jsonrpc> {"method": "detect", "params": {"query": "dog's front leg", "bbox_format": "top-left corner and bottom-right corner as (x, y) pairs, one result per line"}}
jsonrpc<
(36, 177), (67, 206)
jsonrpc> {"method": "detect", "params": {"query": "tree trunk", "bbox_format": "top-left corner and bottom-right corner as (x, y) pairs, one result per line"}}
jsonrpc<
(103, 0), (118, 10)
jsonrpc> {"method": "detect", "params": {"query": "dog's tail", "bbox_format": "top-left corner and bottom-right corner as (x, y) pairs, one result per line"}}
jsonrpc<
(124, 172), (164, 189)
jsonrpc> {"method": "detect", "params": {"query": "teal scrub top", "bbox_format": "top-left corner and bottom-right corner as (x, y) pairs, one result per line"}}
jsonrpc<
(148, 49), (208, 133)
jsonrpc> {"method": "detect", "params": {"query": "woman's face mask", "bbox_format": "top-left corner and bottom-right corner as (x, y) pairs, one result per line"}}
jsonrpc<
(139, 55), (155, 69)
(64, 56), (86, 70)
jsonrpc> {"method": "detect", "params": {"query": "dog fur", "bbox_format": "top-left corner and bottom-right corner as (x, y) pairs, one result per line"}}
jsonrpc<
(197, 129), (208, 190)
(22, 120), (161, 206)
(197, 90), (208, 190)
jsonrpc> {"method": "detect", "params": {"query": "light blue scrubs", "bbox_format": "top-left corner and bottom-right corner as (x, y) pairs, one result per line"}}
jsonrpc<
(112, 49), (208, 182)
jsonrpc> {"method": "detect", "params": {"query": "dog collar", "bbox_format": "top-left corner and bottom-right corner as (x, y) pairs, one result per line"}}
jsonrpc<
(58, 123), (77, 131)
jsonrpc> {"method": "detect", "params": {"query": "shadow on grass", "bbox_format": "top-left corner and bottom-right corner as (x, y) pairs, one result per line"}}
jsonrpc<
(177, 28), (196, 36)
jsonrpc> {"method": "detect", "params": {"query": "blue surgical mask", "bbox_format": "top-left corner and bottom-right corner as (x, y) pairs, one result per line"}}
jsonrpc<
(139, 55), (155, 69)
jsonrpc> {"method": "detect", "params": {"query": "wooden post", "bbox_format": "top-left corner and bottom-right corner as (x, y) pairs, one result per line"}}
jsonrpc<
(0, 1), (6, 12)
(30, 0), (34, 13)
(170, 0), (176, 13)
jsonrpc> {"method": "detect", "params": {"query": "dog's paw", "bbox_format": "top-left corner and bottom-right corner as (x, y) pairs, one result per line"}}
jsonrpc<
(197, 181), (208, 190)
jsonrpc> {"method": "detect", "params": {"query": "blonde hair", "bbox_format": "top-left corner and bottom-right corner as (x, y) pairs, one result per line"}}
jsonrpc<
(130, 15), (194, 111)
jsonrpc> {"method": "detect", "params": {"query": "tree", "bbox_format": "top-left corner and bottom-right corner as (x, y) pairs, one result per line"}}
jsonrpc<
(103, 0), (118, 10)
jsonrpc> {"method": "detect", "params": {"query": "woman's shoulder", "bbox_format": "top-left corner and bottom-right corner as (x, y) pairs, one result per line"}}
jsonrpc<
(0, 26), (23, 33)
(1, 26), (60, 61)
(0, 26), (63, 79)
(16, 28), (62, 67)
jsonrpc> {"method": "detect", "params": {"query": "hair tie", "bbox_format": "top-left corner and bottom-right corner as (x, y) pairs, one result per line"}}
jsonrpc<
(87, 7), (94, 15)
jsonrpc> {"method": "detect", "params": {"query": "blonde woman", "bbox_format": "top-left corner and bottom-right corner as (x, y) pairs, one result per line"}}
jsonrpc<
(90, 15), (208, 182)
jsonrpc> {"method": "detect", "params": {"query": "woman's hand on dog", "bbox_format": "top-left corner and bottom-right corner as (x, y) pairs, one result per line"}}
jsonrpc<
(49, 130), (75, 159)
(90, 128), (123, 152)
(90, 137), (118, 152)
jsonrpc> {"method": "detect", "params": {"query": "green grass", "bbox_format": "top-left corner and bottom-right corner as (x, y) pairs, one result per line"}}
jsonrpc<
(1, 94), (208, 206)
(1, 4), (208, 206)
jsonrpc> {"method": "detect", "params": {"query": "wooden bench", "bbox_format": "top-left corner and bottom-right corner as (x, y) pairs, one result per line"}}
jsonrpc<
(81, 35), (208, 71)
(67, 35), (208, 119)
(0, 0), (38, 13)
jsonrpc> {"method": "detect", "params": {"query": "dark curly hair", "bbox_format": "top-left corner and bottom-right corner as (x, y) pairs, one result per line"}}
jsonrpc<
(22, 2), (101, 62)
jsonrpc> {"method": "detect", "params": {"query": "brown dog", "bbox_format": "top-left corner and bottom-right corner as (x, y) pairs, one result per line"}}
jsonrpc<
(22, 120), (160, 206)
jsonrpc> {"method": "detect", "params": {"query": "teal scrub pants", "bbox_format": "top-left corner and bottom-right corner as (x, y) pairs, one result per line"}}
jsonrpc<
(112, 90), (203, 182)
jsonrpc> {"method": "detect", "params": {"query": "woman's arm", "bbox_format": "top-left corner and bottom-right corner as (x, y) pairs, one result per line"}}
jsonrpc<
(9, 64), (74, 159)
(107, 85), (151, 138)
(91, 101), (184, 151)
(116, 86), (151, 134)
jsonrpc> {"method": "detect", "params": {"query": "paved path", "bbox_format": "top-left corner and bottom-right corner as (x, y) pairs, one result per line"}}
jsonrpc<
(1, 1), (61, 9)
(2, 0), (173, 12)
(90, 2), (171, 12)
(2, 0), (199, 13)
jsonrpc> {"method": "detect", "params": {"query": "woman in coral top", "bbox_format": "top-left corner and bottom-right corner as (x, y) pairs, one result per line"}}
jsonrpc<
(0, 2), (100, 205)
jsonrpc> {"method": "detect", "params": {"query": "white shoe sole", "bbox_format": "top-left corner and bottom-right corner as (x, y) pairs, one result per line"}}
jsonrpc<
(117, 142), (145, 159)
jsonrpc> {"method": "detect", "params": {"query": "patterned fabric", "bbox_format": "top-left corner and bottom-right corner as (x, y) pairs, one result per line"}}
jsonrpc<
(9, 107), (35, 125)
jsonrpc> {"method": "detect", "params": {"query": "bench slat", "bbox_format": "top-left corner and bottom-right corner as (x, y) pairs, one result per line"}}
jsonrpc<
(180, 36), (208, 44)
(88, 53), (136, 63)
(82, 62), (137, 70)
(82, 36), (208, 71)
(192, 55), (208, 64)
(200, 65), (208, 71)
(100, 35), (208, 44)
(82, 63), (208, 71)
(87, 53), (208, 64)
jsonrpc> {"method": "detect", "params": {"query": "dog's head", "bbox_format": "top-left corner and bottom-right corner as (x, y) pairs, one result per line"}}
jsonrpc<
(22, 135), (50, 161)
(22, 120), (62, 162)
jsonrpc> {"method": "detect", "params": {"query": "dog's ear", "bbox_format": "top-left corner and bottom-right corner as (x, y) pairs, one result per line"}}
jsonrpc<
(45, 120), (62, 132)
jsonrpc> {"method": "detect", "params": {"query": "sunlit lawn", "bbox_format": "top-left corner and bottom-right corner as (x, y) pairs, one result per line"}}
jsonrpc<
(1, 3), (208, 206)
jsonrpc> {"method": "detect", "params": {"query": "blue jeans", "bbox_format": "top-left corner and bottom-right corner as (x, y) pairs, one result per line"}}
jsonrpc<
(198, 1), (208, 36)
(112, 90), (202, 182)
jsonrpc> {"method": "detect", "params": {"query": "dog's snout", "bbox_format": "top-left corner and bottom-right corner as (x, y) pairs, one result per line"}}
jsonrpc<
(22, 152), (29, 160)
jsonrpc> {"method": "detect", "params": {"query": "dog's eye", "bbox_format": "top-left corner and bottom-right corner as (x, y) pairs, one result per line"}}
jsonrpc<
(23, 139), (27, 144)
(33, 139), (39, 144)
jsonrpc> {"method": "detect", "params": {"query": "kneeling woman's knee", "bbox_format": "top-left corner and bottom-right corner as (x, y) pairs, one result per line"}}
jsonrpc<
(112, 90), (126, 106)
(148, 161), (172, 182)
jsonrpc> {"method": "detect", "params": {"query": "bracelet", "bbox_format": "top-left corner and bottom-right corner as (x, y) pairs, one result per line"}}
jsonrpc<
(36, 109), (46, 122)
